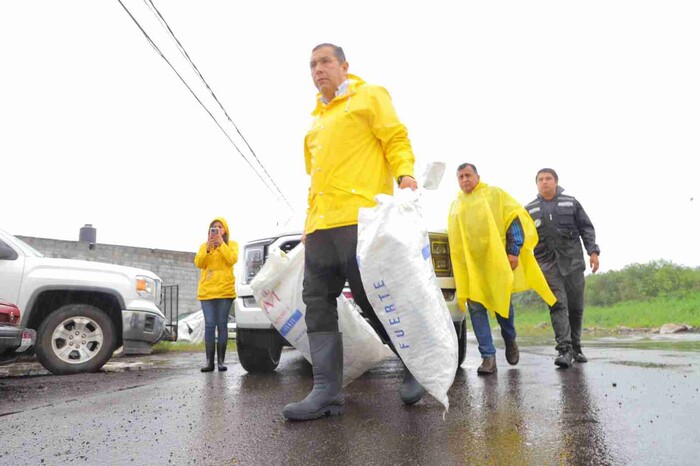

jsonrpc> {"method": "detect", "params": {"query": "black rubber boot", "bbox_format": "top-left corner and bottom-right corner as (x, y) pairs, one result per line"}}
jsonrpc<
(283, 332), (344, 421)
(217, 341), (228, 372)
(200, 342), (215, 372)
(400, 365), (426, 405)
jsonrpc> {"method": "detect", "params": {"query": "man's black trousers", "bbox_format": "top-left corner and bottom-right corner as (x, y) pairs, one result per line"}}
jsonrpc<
(542, 263), (586, 352)
(303, 225), (390, 345)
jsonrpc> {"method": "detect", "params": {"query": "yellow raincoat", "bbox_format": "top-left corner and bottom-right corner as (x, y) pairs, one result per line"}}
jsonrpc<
(194, 217), (238, 300)
(304, 74), (415, 234)
(448, 182), (556, 318)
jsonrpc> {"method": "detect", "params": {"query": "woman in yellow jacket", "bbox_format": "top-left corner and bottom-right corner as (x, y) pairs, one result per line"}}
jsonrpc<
(194, 217), (238, 372)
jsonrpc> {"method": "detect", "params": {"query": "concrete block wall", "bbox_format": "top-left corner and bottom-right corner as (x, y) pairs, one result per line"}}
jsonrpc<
(16, 236), (200, 316)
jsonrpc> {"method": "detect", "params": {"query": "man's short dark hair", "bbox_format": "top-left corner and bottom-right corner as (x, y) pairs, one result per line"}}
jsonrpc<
(312, 43), (346, 64)
(457, 163), (478, 175)
(536, 168), (558, 182)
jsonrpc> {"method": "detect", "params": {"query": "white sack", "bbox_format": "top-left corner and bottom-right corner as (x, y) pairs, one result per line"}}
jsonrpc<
(357, 188), (458, 412)
(250, 244), (393, 386)
(176, 310), (205, 344)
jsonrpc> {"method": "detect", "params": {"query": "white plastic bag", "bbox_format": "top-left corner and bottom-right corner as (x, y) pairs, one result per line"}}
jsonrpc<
(421, 161), (446, 190)
(357, 188), (458, 412)
(250, 244), (393, 386)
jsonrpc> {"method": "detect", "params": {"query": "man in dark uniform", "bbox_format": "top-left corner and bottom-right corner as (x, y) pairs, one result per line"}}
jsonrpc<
(526, 168), (600, 368)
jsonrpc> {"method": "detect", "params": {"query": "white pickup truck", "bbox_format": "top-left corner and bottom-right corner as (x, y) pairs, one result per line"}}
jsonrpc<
(0, 228), (165, 375)
(234, 231), (467, 373)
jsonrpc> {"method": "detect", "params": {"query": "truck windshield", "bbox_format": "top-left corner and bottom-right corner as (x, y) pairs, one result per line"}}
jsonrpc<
(12, 237), (44, 258)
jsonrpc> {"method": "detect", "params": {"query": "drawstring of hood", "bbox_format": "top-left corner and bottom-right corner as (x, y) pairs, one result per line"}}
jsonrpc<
(313, 75), (362, 115)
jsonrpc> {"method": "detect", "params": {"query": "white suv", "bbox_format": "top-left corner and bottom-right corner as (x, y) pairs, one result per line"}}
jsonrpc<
(234, 231), (466, 373)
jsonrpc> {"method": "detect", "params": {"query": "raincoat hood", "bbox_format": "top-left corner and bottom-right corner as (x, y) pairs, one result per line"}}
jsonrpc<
(312, 74), (365, 115)
(465, 180), (487, 195)
(210, 216), (230, 244)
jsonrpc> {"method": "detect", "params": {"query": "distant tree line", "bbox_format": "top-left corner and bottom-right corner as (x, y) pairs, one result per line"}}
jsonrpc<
(513, 260), (700, 308)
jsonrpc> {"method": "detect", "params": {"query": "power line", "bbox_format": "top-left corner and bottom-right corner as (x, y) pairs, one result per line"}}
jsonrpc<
(115, 0), (291, 208)
(142, 0), (289, 208)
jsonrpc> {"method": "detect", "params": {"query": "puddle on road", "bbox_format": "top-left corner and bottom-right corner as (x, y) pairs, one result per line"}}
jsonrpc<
(587, 338), (700, 352)
(0, 361), (49, 378)
(513, 334), (700, 352)
(609, 360), (693, 369)
(102, 361), (149, 372)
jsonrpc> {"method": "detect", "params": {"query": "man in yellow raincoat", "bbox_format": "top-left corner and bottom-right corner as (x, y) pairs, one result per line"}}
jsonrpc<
(448, 163), (556, 374)
(283, 43), (419, 421)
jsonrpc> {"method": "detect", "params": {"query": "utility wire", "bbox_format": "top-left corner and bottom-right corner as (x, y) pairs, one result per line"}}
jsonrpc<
(142, 0), (290, 208)
(115, 0), (290, 208)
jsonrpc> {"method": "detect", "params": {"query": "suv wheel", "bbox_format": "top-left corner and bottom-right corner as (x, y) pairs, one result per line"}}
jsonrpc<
(457, 319), (467, 366)
(36, 304), (116, 375)
(237, 328), (282, 373)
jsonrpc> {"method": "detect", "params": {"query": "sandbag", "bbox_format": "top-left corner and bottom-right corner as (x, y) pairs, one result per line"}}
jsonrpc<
(357, 188), (457, 412)
(250, 244), (393, 386)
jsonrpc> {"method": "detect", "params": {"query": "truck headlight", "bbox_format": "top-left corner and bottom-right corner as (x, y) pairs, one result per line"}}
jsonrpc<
(244, 245), (265, 284)
(429, 234), (452, 278)
(136, 276), (158, 301)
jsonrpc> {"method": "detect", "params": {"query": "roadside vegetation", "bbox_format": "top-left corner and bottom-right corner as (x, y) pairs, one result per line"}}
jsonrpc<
(152, 340), (236, 353)
(513, 260), (700, 334)
(155, 261), (699, 351)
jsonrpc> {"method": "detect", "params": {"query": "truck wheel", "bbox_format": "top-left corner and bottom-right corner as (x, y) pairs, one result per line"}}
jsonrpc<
(457, 319), (467, 366)
(237, 328), (282, 373)
(36, 304), (116, 375)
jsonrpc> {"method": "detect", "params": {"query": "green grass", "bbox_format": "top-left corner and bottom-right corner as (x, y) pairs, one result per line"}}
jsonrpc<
(515, 293), (700, 335)
(152, 340), (237, 354)
(151, 294), (699, 348)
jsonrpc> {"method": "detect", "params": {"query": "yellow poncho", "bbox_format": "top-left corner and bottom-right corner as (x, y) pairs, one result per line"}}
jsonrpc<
(447, 182), (556, 318)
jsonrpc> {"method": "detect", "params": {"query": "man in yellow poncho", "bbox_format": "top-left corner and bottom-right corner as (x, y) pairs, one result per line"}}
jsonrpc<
(448, 163), (556, 374)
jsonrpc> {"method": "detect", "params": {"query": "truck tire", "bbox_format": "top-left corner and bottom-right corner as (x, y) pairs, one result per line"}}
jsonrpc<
(35, 304), (116, 375)
(457, 319), (467, 366)
(237, 328), (282, 373)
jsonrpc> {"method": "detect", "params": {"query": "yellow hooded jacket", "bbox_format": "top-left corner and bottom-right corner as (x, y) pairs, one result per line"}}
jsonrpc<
(304, 74), (415, 234)
(194, 217), (238, 300)
(447, 182), (556, 318)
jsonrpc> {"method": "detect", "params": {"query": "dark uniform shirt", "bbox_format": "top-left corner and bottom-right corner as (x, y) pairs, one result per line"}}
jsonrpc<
(526, 187), (600, 276)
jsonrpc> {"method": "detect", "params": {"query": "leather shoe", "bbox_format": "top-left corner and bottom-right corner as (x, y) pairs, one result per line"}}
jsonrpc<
(477, 357), (497, 375)
(504, 339), (519, 365)
(554, 350), (573, 368)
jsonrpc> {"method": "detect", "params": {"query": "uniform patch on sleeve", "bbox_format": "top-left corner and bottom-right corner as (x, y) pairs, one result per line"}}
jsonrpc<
(534, 219), (542, 227)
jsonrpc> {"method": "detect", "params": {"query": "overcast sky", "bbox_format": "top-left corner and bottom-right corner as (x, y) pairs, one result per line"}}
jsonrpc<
(2, 1), (698, 273)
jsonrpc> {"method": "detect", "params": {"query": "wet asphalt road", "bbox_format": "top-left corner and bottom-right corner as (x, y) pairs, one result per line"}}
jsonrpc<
(1, 335), (699, 466)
